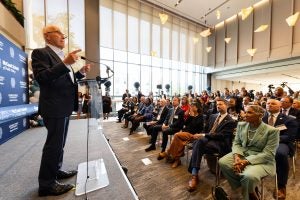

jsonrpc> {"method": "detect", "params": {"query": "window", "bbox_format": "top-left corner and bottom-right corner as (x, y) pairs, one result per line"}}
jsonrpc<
(151, 67), (162, 95)
(100, 1), (113, 48)
(114, 62), (127, 96)
(141, 66), (151, 95)
(128, 64), (141, 94)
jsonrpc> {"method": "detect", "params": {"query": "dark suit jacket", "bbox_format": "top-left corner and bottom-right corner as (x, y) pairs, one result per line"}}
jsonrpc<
(122, 93), (131, 101)
(286, 107), (300, 139)
(31, 46), (84, 118)
(156, 106), (169, 125)
(164, 107), (184, 131)
(205, 113), (237, 153)
(263, 112), (298, 155)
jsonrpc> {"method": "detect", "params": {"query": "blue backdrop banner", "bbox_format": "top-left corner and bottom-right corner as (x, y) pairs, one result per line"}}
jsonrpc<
(0, 116), (28, 145)
(0, 33), (28, 107)
(0, 103), (38, 124)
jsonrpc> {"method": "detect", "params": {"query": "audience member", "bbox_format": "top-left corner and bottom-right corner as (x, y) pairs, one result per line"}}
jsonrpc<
(102, 92), (112, 120)
(164, 100), (204, 168)
(122, 89), (131, 101)
(187, 99), (237, 192)
(129, 97), (153, 135)
(146, 97), (184, 157)
(181, 96), (190, 120)
(262, 99), (298, 199)
(219, 105), (279, 200)
(143, 99), (169, 138)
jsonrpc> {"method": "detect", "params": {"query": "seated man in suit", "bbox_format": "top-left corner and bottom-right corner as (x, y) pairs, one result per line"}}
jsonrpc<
(129, 97), (154, 135)
(145, 96), (184, 157)
(143, 99), (169, 138)
(219, 105), (279, 200)
(187, 98), (237, 192)
(280, 96), (300, 139)
(116, 97), (130, 123)
(262, 99), (298, 200)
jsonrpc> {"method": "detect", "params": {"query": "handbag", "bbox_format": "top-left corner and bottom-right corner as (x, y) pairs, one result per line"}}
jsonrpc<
(212, 185), (229, 200)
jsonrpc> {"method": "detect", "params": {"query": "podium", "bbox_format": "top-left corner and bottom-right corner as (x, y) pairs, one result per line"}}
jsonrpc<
(75, 79), (109, 196)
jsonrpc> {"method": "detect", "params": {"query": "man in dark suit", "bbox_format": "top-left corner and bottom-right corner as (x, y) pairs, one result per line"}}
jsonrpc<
(280, 97), (300, 139)
(144, 99), (169, 135)
(146, 97), (184, 156)
(32, 25), (90, 196)
(263, 99), (298, 199)
(187, 98), (237, 192)
(122, 89), (131, 101)
(144, 99), (169, 150)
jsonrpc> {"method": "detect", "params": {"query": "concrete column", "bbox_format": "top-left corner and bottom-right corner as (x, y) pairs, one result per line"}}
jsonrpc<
(85, 0), (100, 79)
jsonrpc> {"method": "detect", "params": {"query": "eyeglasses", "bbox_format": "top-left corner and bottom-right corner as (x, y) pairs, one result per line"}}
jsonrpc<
(46, 31), (68, 39)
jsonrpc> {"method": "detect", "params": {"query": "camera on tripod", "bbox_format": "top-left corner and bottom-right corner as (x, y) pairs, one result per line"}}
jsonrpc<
(268, 84), (275, 89)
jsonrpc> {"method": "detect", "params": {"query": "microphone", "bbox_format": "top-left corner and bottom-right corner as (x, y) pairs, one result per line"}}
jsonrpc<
(81, 56), (114, 73)
(106, 65), (114, 74)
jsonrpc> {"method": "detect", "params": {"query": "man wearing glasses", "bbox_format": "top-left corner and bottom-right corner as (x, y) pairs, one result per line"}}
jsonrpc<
(31, 25), (90, 196)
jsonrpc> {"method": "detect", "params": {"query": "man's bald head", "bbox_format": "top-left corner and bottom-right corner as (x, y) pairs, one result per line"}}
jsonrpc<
(266, 99), (281, 113)
(42, 25), (66, 49)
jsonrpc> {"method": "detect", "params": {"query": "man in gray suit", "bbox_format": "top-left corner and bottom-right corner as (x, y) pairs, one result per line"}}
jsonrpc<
(32, 25), (90, 196)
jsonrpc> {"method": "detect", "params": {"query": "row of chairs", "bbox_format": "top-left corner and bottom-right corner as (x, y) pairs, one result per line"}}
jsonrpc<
(184, 143), (297, 200)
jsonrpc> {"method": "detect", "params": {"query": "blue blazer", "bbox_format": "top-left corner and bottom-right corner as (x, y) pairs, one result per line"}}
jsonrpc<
(32, 46), (84, 118)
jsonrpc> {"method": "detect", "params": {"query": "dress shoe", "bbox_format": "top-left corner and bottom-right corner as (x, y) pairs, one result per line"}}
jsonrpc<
(39, 181), (74, 196)
(187, 175), (198, 192)
(145, 145), (156, 152)
(121, 125), (128, 128)
(249, 190), (260, 200)
(57, 170), (77, 179)
(277, 188), (286, 200)
(157, 152), (167, 160)
(116, 120), (122, 123)
(129, 130), (134, 135)
(171, 159), (181, 168)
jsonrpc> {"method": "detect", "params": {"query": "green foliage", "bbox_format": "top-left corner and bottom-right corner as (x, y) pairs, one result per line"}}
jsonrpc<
(1, 0), (24, 26)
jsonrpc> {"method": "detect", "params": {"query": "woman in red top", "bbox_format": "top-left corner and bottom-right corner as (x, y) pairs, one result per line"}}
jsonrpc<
(181, 96), (190, 121)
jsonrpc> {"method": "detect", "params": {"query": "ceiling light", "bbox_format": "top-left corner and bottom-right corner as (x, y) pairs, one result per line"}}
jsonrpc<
(200, 29), (211, 37)
(224, 38), (231, 44)
(240, 7), (253, 20)
(151, 51), (157, 57)
(159, 13), (168, 24)
(286, 12), (300, 27)
(206, 47), (212, 53)
(247, 48), (257, 56)
(193, 37), (199, 44)
(254, 24), (269, 32)
(174, 0), (182, 7)
(216, 10), (221, 20)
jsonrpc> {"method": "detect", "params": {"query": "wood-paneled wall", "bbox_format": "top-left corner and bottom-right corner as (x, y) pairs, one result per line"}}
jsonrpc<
(207, 0), (300, 68)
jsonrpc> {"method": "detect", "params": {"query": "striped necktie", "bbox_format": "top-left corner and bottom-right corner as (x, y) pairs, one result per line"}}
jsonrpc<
(268, 114), (274, 126)
(209, 115), (221, 134)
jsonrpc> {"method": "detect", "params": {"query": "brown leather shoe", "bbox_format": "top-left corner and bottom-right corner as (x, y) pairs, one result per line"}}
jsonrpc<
(157, 152), (167, 160)
(187, 175), (198, 192)
(171, 159), (181, 168)
(277, 188), (286, 200)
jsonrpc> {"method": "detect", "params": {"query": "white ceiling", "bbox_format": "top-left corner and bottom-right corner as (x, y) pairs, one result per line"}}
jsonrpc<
(144, 0), (261, 27)
(143, 0), (300, 88)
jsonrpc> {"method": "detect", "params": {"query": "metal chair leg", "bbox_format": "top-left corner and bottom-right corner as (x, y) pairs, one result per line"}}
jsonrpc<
(292, 155), (296, 179)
